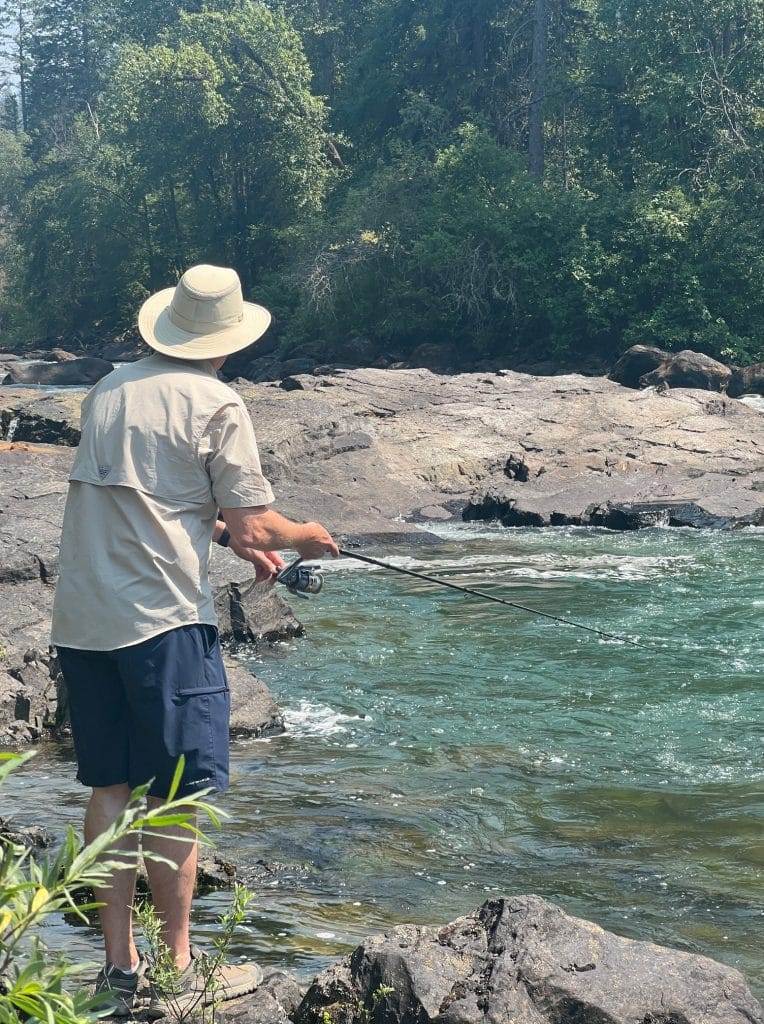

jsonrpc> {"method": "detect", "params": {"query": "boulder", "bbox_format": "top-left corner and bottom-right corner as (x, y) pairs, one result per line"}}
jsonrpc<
(225, 658), (285, 738)
(641, 349), (732, 392)
(295, 896), (762, 1024)
(43, 348), (80, 363)
(729, 362), (764, 398)
(196, 853), (239, 892)
(220, 971), (304, 1024)
(211, 549), (304, 646)
(0, 646), (59, 745)
(609, 344), (669, 388)
(20, 348), (77, 361)
(279, 358), (318, 378)
(0, 391), (84, 445)
(0, 816), (52, 849)
(3, 357), (113, 387)
(334, 336), (378, 367)
(99, 330), (147, 362)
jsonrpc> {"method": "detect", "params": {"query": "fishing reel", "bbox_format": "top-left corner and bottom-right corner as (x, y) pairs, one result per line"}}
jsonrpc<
(276, 557), (325, 599)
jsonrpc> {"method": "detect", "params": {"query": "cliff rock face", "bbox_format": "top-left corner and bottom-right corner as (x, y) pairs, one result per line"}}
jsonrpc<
(295, 896), (763, 1024)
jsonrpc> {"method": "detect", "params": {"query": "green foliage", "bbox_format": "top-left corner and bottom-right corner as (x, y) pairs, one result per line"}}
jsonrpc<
(1, 0), (331, 339)
(0, 751), (222, 1024)
(0, 0), (762, 365)
(134, 882), (255, 1024)
(282, 127), (592, 360)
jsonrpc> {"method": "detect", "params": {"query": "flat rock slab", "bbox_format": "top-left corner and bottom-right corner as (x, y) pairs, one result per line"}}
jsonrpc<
(295, 895), (762, 1024)
(2, 367), (762, 531)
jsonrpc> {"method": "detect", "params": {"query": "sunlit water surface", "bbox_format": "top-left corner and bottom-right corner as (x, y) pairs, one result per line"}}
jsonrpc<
(3, 525), (762, 993)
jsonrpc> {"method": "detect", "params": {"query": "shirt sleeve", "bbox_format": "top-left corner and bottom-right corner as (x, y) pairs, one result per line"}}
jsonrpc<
(198, 402), (275, 508)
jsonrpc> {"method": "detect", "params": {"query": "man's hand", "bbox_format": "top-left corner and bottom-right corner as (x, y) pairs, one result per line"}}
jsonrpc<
(295, 522), (340, 560)
(232, 545), (286, 583)
(220, 507), (339, 562)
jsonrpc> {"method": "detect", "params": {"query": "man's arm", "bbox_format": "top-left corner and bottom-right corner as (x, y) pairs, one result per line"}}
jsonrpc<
(212, 517), (285, 583)
(221, 506), (339, 561)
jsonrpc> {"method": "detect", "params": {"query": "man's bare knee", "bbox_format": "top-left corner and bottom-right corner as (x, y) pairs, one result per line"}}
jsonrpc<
(91, 783), (132, 810)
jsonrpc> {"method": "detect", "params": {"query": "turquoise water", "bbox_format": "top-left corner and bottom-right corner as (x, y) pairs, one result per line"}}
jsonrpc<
(3, 524), (762, 993)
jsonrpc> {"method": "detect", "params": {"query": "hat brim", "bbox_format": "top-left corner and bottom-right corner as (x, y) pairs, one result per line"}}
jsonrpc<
(138, 287), (272, 361)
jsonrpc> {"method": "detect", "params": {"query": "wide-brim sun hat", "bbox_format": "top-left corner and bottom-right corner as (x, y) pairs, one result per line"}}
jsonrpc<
(138, 264), (271, 360)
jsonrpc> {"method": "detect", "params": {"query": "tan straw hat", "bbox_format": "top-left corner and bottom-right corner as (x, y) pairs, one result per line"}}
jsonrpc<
(138, 264), (271, 360)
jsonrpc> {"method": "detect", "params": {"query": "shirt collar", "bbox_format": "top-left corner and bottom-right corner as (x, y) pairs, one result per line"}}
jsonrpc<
(146, 352), (218, 377)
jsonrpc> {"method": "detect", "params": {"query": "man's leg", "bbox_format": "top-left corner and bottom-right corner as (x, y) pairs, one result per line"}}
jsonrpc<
(142, 804), (198, 971)
(119, 625), (230, 970)
(56, 647), (134, 971)
(84, 784), (140, 972)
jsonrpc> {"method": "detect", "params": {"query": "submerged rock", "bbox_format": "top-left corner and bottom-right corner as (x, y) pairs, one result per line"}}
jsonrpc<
(0, 816), (52, 849)
(196, 853), (239, 892)
(295, 896), (762, 1024)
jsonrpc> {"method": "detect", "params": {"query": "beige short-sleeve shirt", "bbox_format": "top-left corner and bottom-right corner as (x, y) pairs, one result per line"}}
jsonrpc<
(51, 354), (274, 651)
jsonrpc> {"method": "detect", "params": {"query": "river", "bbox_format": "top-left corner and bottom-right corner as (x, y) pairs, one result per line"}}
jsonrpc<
(2, 523), (762, 994)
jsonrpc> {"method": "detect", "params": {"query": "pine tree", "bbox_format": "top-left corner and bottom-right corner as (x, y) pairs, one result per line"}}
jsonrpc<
(0, 88), (20, 131)
(25, 0), (111, 141)
(0, 0), (33, 130)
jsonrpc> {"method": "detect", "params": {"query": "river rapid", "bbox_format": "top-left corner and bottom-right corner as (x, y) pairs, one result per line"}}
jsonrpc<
(3, 523), (762, 993)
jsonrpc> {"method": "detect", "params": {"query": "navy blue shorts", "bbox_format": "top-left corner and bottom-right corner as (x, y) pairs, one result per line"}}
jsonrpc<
(56, 624), (230, 799)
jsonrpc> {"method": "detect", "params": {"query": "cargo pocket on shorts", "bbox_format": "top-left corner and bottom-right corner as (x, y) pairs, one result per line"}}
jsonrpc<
(170, 626), (229, 757)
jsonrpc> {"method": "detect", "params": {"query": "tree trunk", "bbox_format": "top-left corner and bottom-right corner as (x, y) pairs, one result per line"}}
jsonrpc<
(166, 178), (186, 273)
(528, 0), (547, 180)
(16, 2), (27, 130)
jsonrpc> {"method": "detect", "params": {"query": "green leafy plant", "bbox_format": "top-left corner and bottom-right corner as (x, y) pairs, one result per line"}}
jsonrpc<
(134, 881), (255, 1024)
(0, 751), (221, 1024)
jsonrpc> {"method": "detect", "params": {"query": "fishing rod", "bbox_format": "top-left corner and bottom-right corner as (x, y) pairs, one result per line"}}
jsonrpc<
(276, 548), (659, 652)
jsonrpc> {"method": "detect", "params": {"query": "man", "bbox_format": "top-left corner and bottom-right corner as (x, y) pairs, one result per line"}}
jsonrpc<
(51, 264), (338, 1016)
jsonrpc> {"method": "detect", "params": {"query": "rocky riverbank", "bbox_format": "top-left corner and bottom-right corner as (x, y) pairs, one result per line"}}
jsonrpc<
(96, 898), (764, 1022)
(1, 361), (762, 739)
(1, 364), (762, 1015)
(2, 808), (760, 1024)
(2, 364), (762, 536)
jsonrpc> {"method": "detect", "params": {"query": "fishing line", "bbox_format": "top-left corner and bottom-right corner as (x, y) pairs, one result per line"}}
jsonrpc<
(336, 547), (674, 655)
